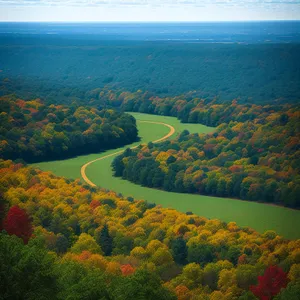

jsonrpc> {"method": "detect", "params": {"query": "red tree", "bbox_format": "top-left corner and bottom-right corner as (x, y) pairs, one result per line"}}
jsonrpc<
(3, 205), (33, 244)
(250, 266), (289, 300)
(120, 264), (135, 276)
(90, 199), (101, 210)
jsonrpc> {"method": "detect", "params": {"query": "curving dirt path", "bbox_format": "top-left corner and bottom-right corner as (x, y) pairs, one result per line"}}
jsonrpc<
(81, 120), (176, 187)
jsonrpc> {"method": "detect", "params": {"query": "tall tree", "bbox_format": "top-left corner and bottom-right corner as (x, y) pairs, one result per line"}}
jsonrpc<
(171, 237), (188, 265)
(96, 224), (113, 256)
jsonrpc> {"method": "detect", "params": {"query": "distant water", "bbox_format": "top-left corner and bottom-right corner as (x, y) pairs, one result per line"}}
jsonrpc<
(0, 21), (300, 43)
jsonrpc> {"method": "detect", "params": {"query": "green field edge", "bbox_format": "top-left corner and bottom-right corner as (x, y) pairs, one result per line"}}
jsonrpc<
(32, 112), (300, 240)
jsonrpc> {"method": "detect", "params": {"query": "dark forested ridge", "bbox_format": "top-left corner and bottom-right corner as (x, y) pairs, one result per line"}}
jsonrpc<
(0, 95), (138, 162)
(1, 160), (300, 299)
(113, 101), (300, 208)
(0, 39), (299, 103)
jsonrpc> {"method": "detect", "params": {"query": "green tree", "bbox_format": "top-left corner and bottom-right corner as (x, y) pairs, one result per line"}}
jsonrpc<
(108, 269), (177, 300)
(55, 234), (69, 254)
(188, 243), (215, 265)
(0, 233), (57, 300)
(226, 245), (242, 265)
(171, 237), (188, 265)
(274, 283), (300, 300)
(96, 224), (113, 256)
(203, 263), (220, 290)
(236, 264), (260, 290)
(55, 260), (109, 300)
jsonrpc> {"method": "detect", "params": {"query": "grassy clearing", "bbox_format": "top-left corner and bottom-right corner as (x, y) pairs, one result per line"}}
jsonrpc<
(33, 113), (300, 239)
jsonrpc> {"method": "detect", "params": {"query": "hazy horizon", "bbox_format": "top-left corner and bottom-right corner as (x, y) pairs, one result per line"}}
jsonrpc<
(0, 0), (299, 22)
(1, 20), (300, 23)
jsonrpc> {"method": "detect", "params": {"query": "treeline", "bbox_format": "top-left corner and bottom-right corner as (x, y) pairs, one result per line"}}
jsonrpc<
(1, 77), (299, 129)
(113, 103), (300, 208)
(0, 95), (138, 162)
(1, 160), (300, 299)
(1, 40), (300, 103)
(117, 91), (300, 126)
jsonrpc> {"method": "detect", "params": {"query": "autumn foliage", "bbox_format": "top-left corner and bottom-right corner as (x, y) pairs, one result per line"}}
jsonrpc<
(113, 103), (300, 208)
(3, 205), (32, 244)
(0, 160), (299, 299)
(0, 96), (138, 162)
(120, 264), (135, 276)
(250, 266), (289, 299)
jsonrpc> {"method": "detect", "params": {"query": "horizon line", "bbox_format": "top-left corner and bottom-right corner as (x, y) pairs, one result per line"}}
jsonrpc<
(1, 19), (300, 23)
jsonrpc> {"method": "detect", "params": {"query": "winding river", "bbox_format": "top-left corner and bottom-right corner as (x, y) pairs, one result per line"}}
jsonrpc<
(33, 113), (300, 239)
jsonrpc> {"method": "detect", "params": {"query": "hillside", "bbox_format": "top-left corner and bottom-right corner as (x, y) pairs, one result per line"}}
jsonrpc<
(1, 160), (300, 299)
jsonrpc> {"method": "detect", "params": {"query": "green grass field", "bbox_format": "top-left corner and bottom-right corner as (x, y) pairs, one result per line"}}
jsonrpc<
(33, 113), (300, 240)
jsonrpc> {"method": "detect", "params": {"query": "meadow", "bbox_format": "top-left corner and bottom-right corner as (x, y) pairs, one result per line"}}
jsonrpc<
(33, 113), (300, 239)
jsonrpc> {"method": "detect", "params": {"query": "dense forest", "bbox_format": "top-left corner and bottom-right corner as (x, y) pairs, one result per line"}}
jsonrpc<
(1, 160), (300, 299)
(3, 76), (299, 124)
(1, 21), (300, 300)
(0, 95), (138, 162)
(0, 40), (300, 104)
(113, 101), (300, 208)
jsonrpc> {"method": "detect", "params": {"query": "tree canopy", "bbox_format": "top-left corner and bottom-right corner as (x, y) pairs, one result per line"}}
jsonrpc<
(0, 96), (138, 162)
(0, 160), (299, 299)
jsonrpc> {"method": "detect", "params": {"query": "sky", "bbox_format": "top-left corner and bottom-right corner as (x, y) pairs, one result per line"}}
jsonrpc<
(0, 0), (299, 22)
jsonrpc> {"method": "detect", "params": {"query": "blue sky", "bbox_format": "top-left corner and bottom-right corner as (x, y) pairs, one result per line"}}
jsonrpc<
(0, 0), (299, 22)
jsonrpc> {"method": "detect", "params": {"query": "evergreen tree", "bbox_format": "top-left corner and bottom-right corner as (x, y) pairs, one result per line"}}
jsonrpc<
(171, 237), (188, 265)
(96, 224), (113, 256)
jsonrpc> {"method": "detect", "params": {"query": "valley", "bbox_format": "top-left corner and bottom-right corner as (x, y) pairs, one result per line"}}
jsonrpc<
(33, 113), (300, 239)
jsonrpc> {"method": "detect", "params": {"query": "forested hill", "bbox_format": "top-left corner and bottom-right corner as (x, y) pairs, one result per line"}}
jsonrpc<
(1, 160), (300, 299)
(0, 95), (138, 162)
(113, 102), (300, 208)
